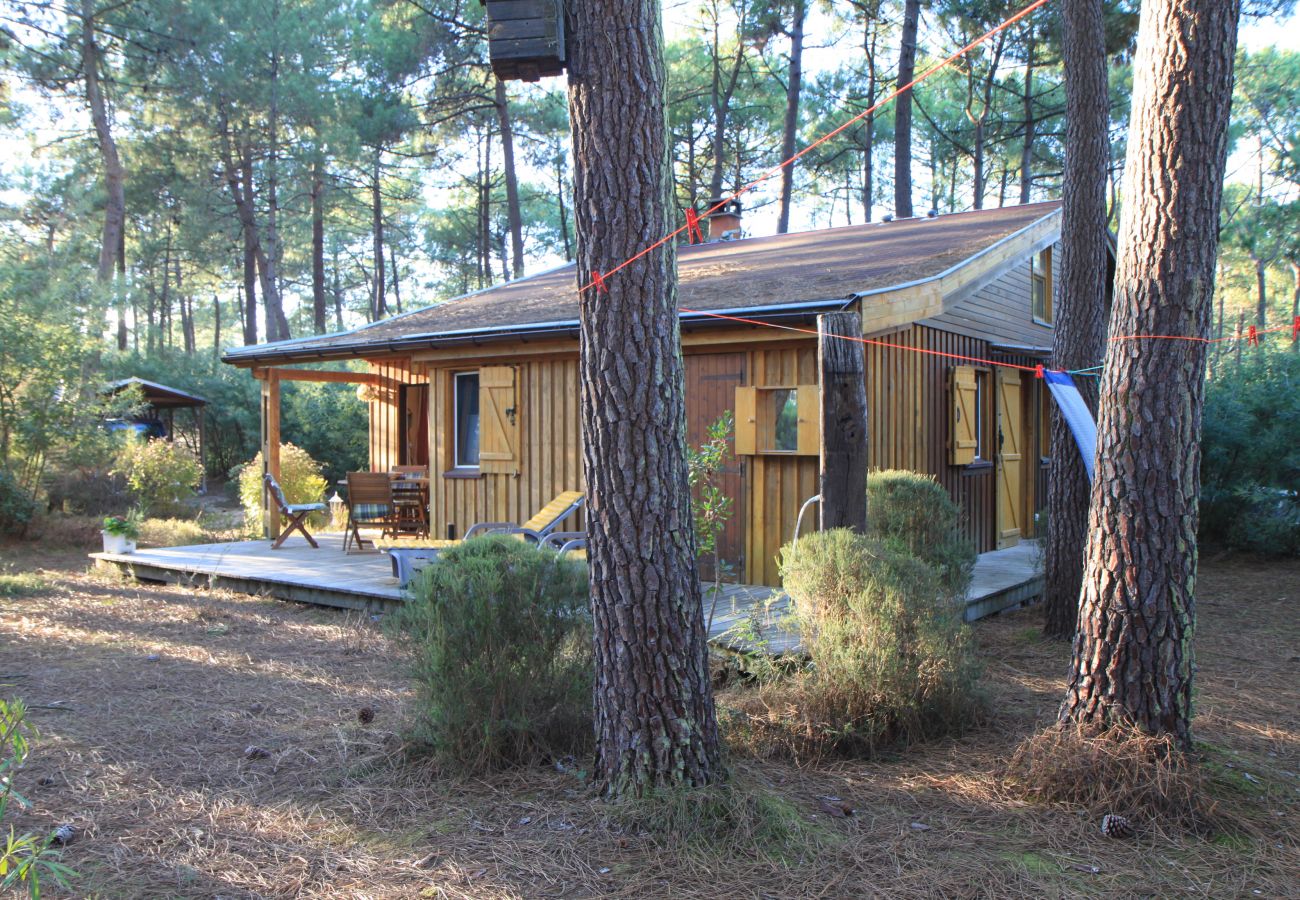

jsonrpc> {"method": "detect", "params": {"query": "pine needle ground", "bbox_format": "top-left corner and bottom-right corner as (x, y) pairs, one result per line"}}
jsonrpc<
(1, 543), (1295, 898)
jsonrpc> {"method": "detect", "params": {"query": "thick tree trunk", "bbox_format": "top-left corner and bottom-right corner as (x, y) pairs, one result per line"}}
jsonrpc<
(82, 0), (125, 286)
(566, 0), (723, 797)
(495, 80), (526, 280)
(371, 153), (386, 321)
(893, 0), (921, 219)
(1043, 0), (1108, 641)
(311, 159), (327, 334)
(1059, 0), (1240, 750)
(776, 0), (806, 235)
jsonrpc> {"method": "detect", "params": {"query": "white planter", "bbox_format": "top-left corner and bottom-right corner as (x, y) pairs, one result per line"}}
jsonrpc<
(102, 531), (136, 554)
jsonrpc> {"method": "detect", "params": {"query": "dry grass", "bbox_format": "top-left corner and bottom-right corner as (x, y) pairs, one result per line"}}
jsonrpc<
(0, 542), (1296, 898)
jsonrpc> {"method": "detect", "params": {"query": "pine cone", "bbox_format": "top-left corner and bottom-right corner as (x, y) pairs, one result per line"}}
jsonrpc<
(1100, 813), (1135, 838)
(357, 706), (375, 725)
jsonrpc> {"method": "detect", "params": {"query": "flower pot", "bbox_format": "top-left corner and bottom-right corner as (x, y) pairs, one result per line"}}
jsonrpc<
(102, 531), (136, 554)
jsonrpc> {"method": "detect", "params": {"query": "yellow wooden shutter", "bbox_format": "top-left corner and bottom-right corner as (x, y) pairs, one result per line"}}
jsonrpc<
(796, 384), (820, 456)
(950, 366), (977, 466)
(734, 386), (757, 455)
(479, 366), (519, 474)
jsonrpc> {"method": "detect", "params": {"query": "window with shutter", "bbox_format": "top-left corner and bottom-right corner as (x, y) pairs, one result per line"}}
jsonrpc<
(478, 365), (520, 474)
(734, 384), (820, 456)
(950, 366), (978, 466)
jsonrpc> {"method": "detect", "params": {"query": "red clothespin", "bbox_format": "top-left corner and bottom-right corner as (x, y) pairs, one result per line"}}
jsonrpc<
(1034, 364), (1045, 379)
(1247, 324), (1259, 346)
(685, 208), (703, 244)
(1292, 315), (1300, 341)
(592, 270), (609, 295)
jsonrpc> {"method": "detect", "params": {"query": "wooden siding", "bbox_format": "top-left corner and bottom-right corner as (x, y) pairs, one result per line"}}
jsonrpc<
(366, 357), (420, 472)
(684, 352), (747, 582)
(920, 240), (1060, 348)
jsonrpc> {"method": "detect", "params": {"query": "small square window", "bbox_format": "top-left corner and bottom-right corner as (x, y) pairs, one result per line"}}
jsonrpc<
(766, 388), (799, 453)
(454, 372), (480, 468)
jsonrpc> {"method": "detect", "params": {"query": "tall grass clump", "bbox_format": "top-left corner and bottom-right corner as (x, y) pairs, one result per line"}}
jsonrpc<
(729, 527), (980, 760)
(386, 535), (593, 772)
(866, 469), (975, 596)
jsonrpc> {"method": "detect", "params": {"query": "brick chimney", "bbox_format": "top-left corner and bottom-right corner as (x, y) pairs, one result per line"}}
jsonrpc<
(706, 198), (743, 241)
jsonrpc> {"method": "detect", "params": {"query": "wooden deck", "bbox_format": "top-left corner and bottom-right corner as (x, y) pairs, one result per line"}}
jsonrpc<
(92, 535), (1043, 656)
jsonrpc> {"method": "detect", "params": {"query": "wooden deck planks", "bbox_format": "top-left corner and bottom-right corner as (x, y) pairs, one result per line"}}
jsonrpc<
(92, 537), (1044, 653)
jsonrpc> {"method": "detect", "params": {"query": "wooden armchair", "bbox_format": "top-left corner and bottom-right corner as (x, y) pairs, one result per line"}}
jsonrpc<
(264, 473), (327, 550)
(344, 472), (397, 552)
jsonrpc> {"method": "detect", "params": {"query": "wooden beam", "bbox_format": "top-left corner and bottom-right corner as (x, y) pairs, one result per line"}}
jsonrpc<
(818, 312), (868, 534)
(254, 366), (380, 385)
(261, 369), (281, 539)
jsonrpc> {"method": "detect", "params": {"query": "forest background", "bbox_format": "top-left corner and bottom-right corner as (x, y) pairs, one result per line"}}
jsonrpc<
(0, 0), (1297, 544)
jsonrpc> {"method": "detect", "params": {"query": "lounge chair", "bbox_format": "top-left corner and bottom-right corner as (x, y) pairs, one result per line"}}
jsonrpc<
(377, 491), (585, 587)
(264, 473), (327, 550)
(541, 531), (587, 559)
(344, 471), (398, 552)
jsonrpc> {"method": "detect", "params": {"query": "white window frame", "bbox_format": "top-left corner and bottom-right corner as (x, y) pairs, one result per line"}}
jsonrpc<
(452, 371), (481, 469)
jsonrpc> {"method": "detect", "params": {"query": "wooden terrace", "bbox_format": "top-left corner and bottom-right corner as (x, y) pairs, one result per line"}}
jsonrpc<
(92, 537), (1043, 656)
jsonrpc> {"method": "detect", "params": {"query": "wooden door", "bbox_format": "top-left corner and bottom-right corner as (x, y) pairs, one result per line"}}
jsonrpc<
(685, 353), (746, 582)
(996, 368), (1024, 548)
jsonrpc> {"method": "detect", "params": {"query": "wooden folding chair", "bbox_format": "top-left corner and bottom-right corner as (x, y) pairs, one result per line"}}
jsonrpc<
(264, 473), (327, 550)
(344, 472), (397, 552)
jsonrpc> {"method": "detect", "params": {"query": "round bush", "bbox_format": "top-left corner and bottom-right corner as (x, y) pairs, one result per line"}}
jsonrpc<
(386, 535), (593, 772)
(867, 469), (975, 598)
(117, 439), (202, 516)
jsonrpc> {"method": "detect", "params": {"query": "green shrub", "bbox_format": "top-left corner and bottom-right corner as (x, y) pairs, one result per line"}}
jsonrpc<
(867, 469), (975, 597)
(43, 466), (126, 516)
(386, 535), (593, 772)
(735, 529), (980, 759)
(236, 444), (329, 533)
(0, 471), (36, 537)
(116, 439), (202, 516)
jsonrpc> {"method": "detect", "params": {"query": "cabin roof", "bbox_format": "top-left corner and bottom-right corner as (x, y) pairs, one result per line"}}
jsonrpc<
(103, 377), (208, 407)
(225, 201), (1061, 366)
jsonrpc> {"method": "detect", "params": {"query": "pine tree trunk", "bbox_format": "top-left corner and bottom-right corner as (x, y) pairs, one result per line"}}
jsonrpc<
(1019, 36), (1036, 205)
(1291, 261), (1299, 351)
(81, 0), (125, 287)
(566, 0), (723, 797)
(1059, 0), (1240, 750)
(893, 0), (921, 219)
(372, 153), (386, 321)
(311, 159), (327, 334)
(776, 0), (806, 235)
(495, 80), (526, 280)
(1043, 0), (1108, 641)
(1254, 256), (1267, 327)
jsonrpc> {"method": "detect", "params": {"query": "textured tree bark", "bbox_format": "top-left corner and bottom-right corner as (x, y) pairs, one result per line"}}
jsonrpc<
(893, 0), (921, 219)
(567, 0), (724, 797)
(1059, 0), (1240, 750)
(311, 159), (327, 334)
(818, 313), (868, 534)
(1042, 0), (1108, 641)
(776, 0), (806, 235)
(81, 0), (125, 287)
(495, 80), (526, 280)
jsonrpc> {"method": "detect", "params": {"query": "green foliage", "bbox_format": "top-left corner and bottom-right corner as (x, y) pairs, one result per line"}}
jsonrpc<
(0, 570), (46, 599)
(1201, 351), (1300, 556)
(279, 380), (369, 486)
(115, 439), (202, 516)
(739, 529), (980, 758)
(237, 444), (329, 533)
(866, 470), (976, 597)
(687, 412), (736, 563)
(102, 509), (143, 540)
(0, 472), (36, 538)
(0, 698), (76, 897)
(386, 535), (593, 773)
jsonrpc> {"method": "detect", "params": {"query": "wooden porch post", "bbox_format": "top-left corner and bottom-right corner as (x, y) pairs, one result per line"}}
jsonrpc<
(197, 405), (207, 494)
(817, 312), (869, 533)
(260, 369), (281, 538)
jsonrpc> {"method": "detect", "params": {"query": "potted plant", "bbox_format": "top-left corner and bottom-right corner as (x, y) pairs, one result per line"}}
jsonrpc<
(102, 510), (142, 554)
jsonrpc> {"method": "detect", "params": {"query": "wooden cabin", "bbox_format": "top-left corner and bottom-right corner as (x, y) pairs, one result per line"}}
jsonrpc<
(226, 201), (1068, 587)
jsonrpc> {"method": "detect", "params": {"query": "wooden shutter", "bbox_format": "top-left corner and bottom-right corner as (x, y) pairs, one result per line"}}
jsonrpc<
(479, 365), (519, 474)
(796, 384), (820, 456)
(734, 386), (757, 455)
(950, 366), (977, 466)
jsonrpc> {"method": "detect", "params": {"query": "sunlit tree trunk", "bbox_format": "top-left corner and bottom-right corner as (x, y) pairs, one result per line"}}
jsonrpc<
(776, 0), (806, 234)
(495, 80), (526, 279)
(1060, 0), (1240, 750)
(893, 0), (921, 218)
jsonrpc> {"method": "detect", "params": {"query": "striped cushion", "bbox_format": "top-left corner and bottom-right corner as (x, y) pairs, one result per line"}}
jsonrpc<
(350, 503), (391, 520)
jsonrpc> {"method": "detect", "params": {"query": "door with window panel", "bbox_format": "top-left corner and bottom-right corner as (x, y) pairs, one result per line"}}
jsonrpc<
(684, 353), (747, 583)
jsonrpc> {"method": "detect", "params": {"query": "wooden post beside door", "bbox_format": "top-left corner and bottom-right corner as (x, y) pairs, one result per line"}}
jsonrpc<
(817, 312), (869, 534)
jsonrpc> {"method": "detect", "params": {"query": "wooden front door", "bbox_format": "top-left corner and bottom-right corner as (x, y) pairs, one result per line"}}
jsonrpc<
(685, 352), (746, 582)
(996, 368), (1024, 548)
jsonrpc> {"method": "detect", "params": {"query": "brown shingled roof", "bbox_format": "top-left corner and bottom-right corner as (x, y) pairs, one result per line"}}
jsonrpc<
(225, 201), (1061, 365)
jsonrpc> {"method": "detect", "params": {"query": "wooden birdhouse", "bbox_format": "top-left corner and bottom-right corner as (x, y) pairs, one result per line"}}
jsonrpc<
(480, 0), (567, 82)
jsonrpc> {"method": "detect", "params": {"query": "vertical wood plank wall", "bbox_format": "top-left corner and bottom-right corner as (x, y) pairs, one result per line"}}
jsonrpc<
(367, 357), (417, 472)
